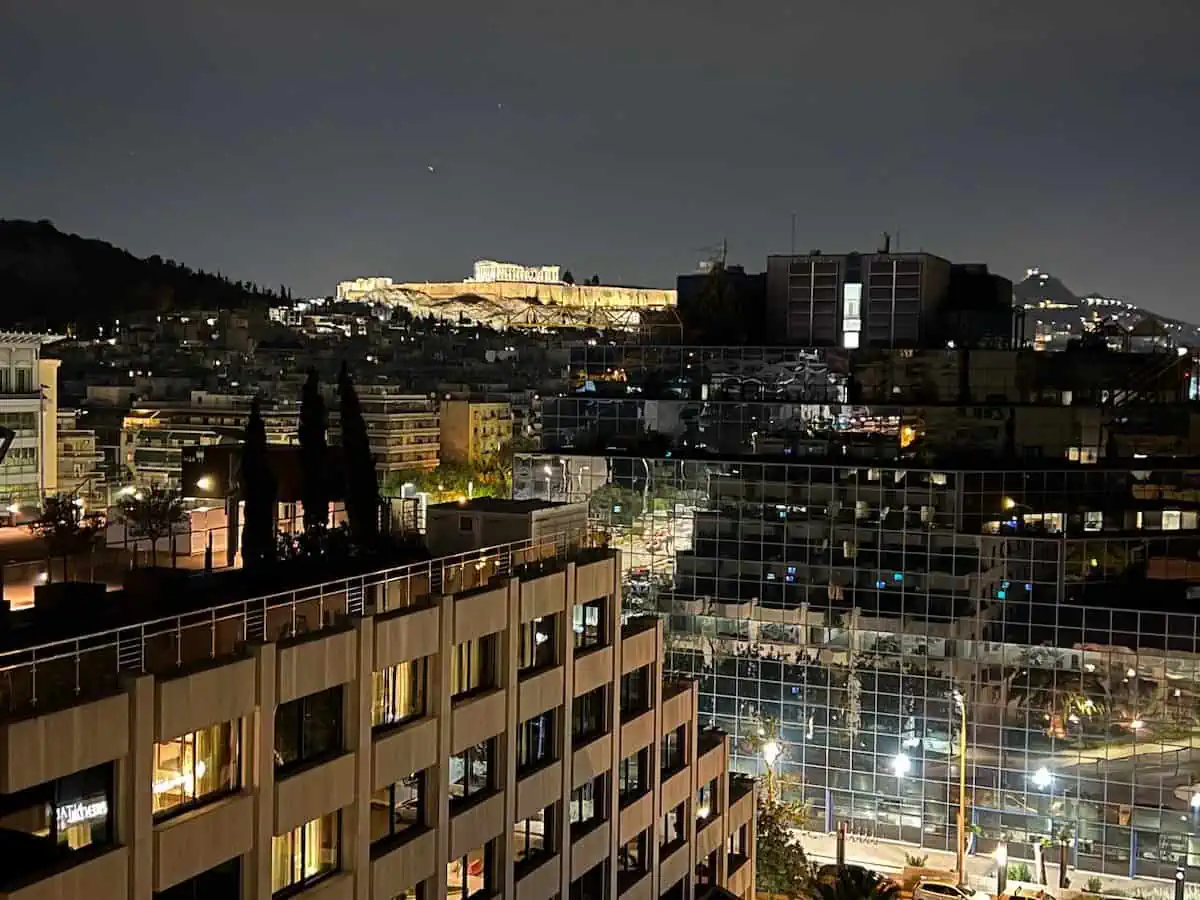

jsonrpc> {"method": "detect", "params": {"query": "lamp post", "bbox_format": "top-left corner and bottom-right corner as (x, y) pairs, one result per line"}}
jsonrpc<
(954, 689), (968, 884)
(762, 739), (781, 802)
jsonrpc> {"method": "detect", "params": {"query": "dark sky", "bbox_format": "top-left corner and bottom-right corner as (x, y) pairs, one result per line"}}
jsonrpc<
(4, 1), (1199, 317)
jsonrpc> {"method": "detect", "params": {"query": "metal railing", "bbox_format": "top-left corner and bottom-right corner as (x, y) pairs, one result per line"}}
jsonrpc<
(0, 527), (607, 719)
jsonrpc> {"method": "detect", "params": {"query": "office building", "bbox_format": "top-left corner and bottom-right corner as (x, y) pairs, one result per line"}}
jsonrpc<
(440, 400), (513, 466)
(518, 342), (1200, 887)
(765, 248), (1012, 349)
(0, 503), (753, 900)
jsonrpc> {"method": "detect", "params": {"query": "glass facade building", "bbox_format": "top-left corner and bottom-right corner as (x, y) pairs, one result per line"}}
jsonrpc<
(518, 343), (1200, 881)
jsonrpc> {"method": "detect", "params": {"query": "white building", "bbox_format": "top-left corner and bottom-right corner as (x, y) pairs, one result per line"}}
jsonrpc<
(470, 259), (561, 284)
(335, 276), (393, 300)
(0, 332), (63, 517)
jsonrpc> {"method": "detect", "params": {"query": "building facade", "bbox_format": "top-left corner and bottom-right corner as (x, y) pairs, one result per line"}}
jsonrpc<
(337, 388), (440, 477)
(518, 342), (1200, 886)
(0, 333), (61, 516)
(56, 408), (107, 508)
(0, 529), (753, 900)
(440, 400), (513, 466)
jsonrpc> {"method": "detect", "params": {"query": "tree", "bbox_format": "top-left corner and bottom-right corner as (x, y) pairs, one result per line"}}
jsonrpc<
(587, 274), (600, 285)
(757, 788), (815, 897)
(562, 269), (576, 285)
(338, 362), (380, 547)
(27, 493), (103, 582)
(298, 369), (329, 546)
(805, 867), (899, 900)
(240, 398), (278, 570)
(120, 487), (186, 567)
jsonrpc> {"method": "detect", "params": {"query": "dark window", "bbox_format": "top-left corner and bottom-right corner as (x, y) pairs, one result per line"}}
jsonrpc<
(153, 858), (240, 900)
(573, 599), (604, 650)
(275, 687), (343, 771)
(0, 763), (115, 889)
(619, 665), (651, 716)
(662, 724), (686, 774)
(569, 774), (605, 832)
(728, 823), (749, 858)
(450, 635), (496, 699)
(617, 829), (648, 887)
(152, 721), (240, 819)
(449, 839), (496, 898)
(617, 747), (649, 802)
(370, 772), (425, 845)
(571, 686), (606, 743)
(513, 804), (555, 875)
(270, 811), (339, 895)
(570, 859), (608, 900)
(450, 739), (496, 807)
(518, 615), (556, 672)
(517, 709), (557, 773)
(662, 802), (686, 852)
(459, 516), (473, 532)
(372, 658), (427, 728)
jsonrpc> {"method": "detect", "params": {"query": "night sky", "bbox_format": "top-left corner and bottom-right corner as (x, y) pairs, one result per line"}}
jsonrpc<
(4, 1), (1198, 317)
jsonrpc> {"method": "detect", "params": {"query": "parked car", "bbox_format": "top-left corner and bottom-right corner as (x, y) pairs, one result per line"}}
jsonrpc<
(913, 879), (991, 900)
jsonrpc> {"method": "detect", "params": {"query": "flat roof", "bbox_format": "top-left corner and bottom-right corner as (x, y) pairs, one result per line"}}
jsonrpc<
(0, 332), (65, 347)
(429, 497), (569, 514)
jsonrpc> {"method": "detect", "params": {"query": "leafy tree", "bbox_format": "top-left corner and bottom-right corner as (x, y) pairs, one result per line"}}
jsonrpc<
(587, 274), (600, 285)
(240, 398), (277, 570)
(27, 493), (104, 582)
(298, 369), (329, 546)
(806, 866), (899, 900)
(757, 788), (815, 897)
(338, 362), (380, 546)
(120, 487), (186, 567)
(562, 269), (575, 285)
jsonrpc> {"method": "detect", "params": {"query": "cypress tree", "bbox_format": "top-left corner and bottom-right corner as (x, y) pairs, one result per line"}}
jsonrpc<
(337, 362), (380, 547)
(241, 398), (277, 570)
(298, 369), (329, 542)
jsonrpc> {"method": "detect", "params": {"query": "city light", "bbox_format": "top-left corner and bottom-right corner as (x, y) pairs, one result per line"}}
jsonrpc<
(762, 740), (781, 767)
(891, 753), (911, 777)
(5, 503), (19, 514)
(195, 475), (213, 492)
(1031, 767), (1053, 789)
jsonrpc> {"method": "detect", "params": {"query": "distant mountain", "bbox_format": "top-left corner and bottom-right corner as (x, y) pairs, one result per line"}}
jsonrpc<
(0, 219), (290, 330)
(1014, 267), (1200, 342)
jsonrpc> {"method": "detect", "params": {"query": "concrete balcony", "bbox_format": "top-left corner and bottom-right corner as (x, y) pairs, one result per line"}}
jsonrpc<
(371, 827), (437, 899)
(573, 645), (613, 697)
(520, 570), (567, 622)
(0, 692), (129, 793)
(450, 791), (505, 862)
(619, 617), (659, 675)
(618, 869), (652, 900)
(516, 760), (563, 822)
(728, 854), (754, 899)
(276, 625), (357, 705)
(0, 846), (128, 900)
(516, 853), (562, 900)
(659, 839), (690, 894)
(697, 729), (727, 787)
(619, 708), (655, 757)
(618, 789), (654, 846)
(696, 812), (725, 858)
(373, 603), (439, 670)
(373, 717), (439, 791)
(453, 584), (508, 644)
(154, 792), (254, 892)
(154, 655), (256, 743)
(451, 688), (506, 755)
(570, 819), (611, 881)
(728, 775), (755, 830)
(660, 681), (694, 735)
(274, 751), (357, 834)
(571, 734), (612, 790)
(574, 553), (616, 603)
(660, 764), (691, 811)
(518, 666), (564, 722)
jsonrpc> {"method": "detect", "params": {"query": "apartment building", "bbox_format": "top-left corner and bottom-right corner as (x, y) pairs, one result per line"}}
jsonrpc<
(440, 400), (513, 466)
(0, 512), (753, 900)
(332, 388), (440, 477)
(0, 333), (61, 516)
(56, 408), (107, 507)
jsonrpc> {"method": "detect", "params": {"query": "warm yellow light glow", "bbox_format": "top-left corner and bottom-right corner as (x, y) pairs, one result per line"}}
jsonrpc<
(762, 740), (781, 767)
(196, 475), (213, 492)
(1003, 497), (1017, 510)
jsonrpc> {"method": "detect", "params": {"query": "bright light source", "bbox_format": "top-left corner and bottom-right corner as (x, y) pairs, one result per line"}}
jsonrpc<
(762, 740), (781, 767)
(1191, 792), (1200, 810)
(697, 803), (711, 820)
(196, 476), (214, 492)
(995, 843), (1008, 866)
(1130, 718), (1144, 732)
(891, 754), (911, 777)
(5, 503), (20, 515)
(1003, 497), (1016, 510)
(119, 486), (136, 497)
(1126, 668), (1137, 678)
(1031, 767), (1053, 789)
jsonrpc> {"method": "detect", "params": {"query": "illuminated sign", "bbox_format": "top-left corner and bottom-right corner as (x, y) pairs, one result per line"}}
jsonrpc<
(56, 797), (108, 830)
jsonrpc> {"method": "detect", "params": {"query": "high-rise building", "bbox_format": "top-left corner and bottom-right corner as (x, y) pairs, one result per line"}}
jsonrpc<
(0, 503), (754, 900)
(518, 341), (1200, 888)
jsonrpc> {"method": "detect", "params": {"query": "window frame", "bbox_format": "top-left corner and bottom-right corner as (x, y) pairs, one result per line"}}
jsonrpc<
(573, 598), (605, 651)
(274, 686), (344, 773)
(450, 738), (497, 808)
(371, 657), (428, 730)
(270, 811), (340, 897)
(152, 720), (241, 821)
(370, 771), (426, 846)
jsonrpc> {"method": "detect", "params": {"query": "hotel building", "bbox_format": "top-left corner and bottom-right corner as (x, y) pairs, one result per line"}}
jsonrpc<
(0, 502), (754, 900)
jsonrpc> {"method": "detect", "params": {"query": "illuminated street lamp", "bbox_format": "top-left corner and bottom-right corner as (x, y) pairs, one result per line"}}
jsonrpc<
(762, 739), (782, 800)
(1032, 766), (1053, 790)
(891, 753), (912, 777)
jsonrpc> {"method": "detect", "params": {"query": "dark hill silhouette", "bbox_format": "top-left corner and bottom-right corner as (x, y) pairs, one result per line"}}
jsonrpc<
(0, 219), (290, 329)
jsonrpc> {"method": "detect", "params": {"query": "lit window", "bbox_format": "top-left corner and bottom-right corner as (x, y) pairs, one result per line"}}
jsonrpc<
(450, 636), (497, 698)
(152, 721), (239, 818)
(843, 331), (860, 349)
(370, 772), (425, 844)
(372, 658), (428, 728)
(270, 812), (339, 895)
(573, 599), (604, 650)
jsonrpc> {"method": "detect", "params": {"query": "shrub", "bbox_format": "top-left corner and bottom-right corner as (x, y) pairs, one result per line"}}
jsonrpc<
(1086, 877), (1104, 893)
(1008, 862), (1034, 882)
(905, 854), (928, 867)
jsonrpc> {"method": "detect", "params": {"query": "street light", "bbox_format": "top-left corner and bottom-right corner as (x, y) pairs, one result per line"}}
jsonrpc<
(1032, 766), (1053, 790)
(762, 740), (781, 767)
(953, 689), (968, 885)
(891, 753), (911, 777)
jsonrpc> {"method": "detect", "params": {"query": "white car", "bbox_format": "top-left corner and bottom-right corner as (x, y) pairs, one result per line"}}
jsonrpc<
(913, 880), (990, 900)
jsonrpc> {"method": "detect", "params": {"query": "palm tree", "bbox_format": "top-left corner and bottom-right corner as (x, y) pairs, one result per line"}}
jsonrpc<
(805, 866), (899, 900)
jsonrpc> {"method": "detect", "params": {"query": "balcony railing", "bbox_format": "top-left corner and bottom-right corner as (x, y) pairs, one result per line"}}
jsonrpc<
(0, 528), (607, 720)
